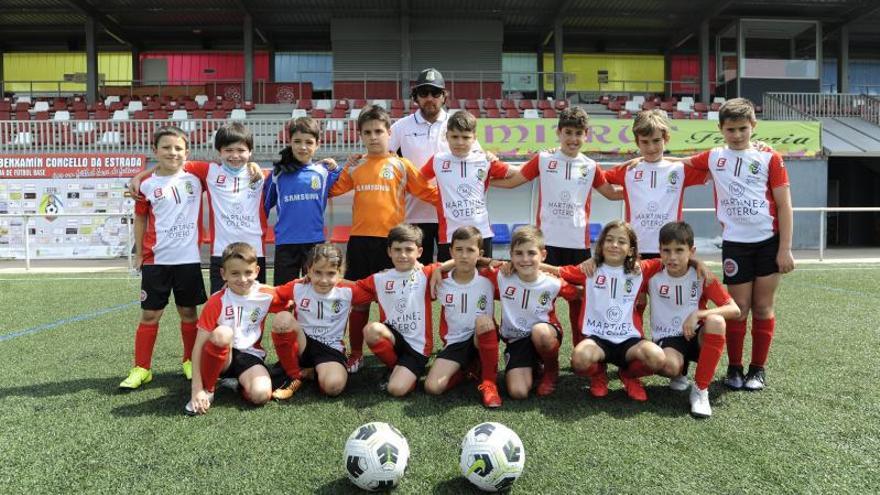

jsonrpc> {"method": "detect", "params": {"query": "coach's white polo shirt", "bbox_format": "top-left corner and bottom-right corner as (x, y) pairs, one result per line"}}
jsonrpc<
(389, 109), (450, 223)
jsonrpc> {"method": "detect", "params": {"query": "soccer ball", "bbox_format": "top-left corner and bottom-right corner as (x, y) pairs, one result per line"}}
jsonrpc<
(343, 422), (410, 491)
(460, 422), (526, 492)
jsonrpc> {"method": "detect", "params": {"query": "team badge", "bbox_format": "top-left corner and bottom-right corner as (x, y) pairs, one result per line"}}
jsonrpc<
(728, 182), (745, 198)
(249, 308), (261, 323)
(538, 291), (551, 306)
(184, 181), (194, 195)
(380, 165), (394, 180)
(331, 300), (342, 313)
(668, 170), (679, 185)
(475, 168), (486, 180)
(723, 258), (739, 277)
(580, 165), (589, 177)
(394, 298), (408, 314)
(310, 176), (321, 190)
(749, 160), (761, 174)
(477, 295), (487, 311)
(624, 279), (633, 293)
(691, 281), (699, 298)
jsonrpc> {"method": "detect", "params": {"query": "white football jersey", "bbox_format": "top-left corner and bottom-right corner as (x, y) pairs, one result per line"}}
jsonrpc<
(136, 169), (202, 265)
(437, 270), (496, 346)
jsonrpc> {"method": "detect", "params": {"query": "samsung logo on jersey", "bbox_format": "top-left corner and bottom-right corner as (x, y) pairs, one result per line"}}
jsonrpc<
(283, 193), (320, 202)
(356, 184), (391, 192)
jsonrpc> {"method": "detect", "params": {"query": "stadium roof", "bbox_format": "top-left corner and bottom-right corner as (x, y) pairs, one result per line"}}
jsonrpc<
(0, 0), (878, 55)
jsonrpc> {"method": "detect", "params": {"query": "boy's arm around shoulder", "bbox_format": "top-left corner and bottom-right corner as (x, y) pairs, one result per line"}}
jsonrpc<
(328, 164), (353, 197)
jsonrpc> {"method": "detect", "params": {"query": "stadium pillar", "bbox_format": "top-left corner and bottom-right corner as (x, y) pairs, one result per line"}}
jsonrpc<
(244, 14), (254, 101)
(699, 20), (710, 104)
(537, 45), (545, 100)
(131, 47), (140, 84)
(838, 26), (849, 93)
(85, 18), (99, 105)
(553, 20), (564, 100)
(400, 0), (411, 100)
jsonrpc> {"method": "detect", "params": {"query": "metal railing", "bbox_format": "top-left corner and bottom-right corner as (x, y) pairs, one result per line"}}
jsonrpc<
(764, 92), (880, 125)
(682, 207), (880, 261)
(4, 208), (879, 269)
(0, 118), (361, 160)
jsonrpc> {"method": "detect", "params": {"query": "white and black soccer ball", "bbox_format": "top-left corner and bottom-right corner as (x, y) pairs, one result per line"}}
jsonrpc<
(460, 422), (526, 492)
(344, 422), (410, 491)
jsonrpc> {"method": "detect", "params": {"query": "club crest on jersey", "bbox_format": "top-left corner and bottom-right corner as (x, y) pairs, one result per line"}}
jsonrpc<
(749, 160), (761, 174)
(475, 168), (486, 180)
(668, 171), (679, 185)
(606, 305), (623, 323)
(595, 275), (607, 287)
(691, 281), (700, 298)
(477, 294), (488, 310)
(331, 300), (342, 313)
(394, 298), (408, 314)
(659, 284), (670, 296)
(310, 176), (321, 190)
(624, 279), (633, 293)
(716, 158), (727, 170)
(728, 181), (745, 198)
(184, 181), (194, 195)
(249, 308), (261, 323)
(538, 291), (551, 306)
(300, 298), (311, 309)
(380, 164), (394, 180)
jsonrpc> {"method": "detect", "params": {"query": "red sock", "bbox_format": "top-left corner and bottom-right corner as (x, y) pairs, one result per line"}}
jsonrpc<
(726, 318), (747, 367)
(694, 332), (726, 390)
(585, 362), (606, 377)
(200, 341), (229, 393)
(348, 308), (369, 358)
(568, 298), (584, 347)
(445, 370), (466, 392)
(476, 332), (499, 383)
(620, 359), (653, 379)
(180, 321), (198, 362)
(751, 317), (775, 368)
(536, 340), (560, 375)
(368, 337), (398, 369)
(134, 322), (159, 369)
(271, 331), (302, 379)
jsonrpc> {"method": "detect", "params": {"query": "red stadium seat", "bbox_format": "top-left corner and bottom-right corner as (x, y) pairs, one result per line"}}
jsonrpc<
(210, 110), (228, 119)
(0, 102), (11, 112)
(299, 99), (314, 110)
(311, 109), (327, 118)
(74, 110), (89, 120)
(447, 98), (461, 109)
(152, 110), (169, 120)
(331, 108), (346, 119)
(132, 110), (150, 120)
(607, 101), (622, 111)
(618, 111), (632, 119)
(242, 100), (255, 111)
(537, 99), (552, 110)
(335, 99), (350, 109)
(518, 99), (534, 110)
(35, 111), (50, 120)
(486, 109), (500, 118)
(641, 101), (658, 110)
(15, 111), (30, 121)
(353, 99), (367, 109)
(710, 102), (722, 111)
(672, 111), (688, 119)
(468, 109), (480, 119)
(694, 102), (709, 113)
(542, 108), (557, 118)
(14, 102), (30, 112)
(554, 100), (568, 110)
(0, 112), (10, 121)
(464, 99), (479, 110)
(391, 108), (404, 119)
(390, 99), (404, 109)
(504, 108), (520, 118)
(221, 100), (236, 111)
(501, 99), (516, 110)
(202, 100), (216, 111)
(52, 97), (68, 110)
(660, 101), (675, 112)
(482, 98), (498, 110)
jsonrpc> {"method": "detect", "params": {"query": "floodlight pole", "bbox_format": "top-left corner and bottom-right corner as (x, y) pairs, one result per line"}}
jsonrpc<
(700, 20), (711, 104)
(85, 17), (99, 105)
(244, 14), (254, 101)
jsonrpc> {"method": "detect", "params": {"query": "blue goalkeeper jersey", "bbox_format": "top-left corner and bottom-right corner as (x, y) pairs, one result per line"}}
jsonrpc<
(265, 163), (341, 245)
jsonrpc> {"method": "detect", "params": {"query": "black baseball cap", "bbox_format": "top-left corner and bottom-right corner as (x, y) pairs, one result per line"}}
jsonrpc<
(414, 68), (445, 90)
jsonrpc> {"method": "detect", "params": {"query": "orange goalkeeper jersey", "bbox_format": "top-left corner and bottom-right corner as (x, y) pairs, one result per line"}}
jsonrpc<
(329, 154), (438, 237)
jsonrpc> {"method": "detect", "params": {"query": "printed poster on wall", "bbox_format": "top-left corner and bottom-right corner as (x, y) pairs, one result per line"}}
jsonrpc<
(0, 153), (146, 259)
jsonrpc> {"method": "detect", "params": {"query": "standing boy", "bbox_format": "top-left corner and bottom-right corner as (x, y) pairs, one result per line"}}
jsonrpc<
(329, 105), (439, 372)
(492, 107), (622, 347)
(120, 126), (207, 389)
(420, 110), (517, 261)
(265, 116), (341, 285)
(677, 98), (795, 390)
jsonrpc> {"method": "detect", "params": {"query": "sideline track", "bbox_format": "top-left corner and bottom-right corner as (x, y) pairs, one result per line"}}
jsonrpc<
(0, 300), (139, 342)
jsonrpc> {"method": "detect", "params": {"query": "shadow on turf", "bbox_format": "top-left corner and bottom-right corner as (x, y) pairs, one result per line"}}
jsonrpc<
(431, 476), (484, 494)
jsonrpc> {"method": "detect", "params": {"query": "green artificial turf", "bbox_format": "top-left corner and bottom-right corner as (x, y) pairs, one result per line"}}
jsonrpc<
(0, 266), (878, 493)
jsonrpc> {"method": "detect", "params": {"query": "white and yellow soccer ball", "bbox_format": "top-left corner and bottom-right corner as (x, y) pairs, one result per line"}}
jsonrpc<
(460, 422), (526, 492)
(343, 422), (410, 491)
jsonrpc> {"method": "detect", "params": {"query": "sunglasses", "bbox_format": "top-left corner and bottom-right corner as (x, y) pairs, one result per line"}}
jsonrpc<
(416, 87), (444, 98)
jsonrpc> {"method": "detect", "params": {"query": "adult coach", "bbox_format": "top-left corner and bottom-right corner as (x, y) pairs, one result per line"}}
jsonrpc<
(388, 68), (450, 264)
